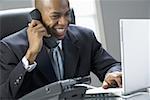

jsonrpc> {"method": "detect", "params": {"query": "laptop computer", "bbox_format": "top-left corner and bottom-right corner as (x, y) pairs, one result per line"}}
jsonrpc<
(85, 19), (150, 98)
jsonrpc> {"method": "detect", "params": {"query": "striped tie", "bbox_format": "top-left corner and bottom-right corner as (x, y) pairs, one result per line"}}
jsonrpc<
(50, 45), (64, 80)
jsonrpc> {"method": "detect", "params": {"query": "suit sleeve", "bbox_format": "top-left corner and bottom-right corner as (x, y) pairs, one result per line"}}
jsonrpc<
(90, 31), (121, 82)
(0, 41), (27, 99)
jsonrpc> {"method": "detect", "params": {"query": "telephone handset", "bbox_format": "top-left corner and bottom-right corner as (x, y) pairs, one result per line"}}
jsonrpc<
(29, 9), (59, 49)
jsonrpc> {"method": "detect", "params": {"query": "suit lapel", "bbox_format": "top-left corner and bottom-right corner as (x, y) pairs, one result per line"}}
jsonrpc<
(36, 46), (57, 82)
(63, 30), (80, 79)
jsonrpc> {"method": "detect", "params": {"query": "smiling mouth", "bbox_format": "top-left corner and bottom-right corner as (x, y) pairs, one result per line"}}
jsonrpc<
(56, 28), (66, 33)
(55, 28), (67, 36)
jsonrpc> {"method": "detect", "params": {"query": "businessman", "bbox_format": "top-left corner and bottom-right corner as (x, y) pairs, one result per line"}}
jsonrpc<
(0, 0), (122, 99)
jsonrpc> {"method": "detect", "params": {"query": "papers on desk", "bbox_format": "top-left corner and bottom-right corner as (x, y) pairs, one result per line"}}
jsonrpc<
(86, 87), (123, 94)
(75, 83), (124, 96)
(75, 83), (97, 89)
(75, 84), (122, 94)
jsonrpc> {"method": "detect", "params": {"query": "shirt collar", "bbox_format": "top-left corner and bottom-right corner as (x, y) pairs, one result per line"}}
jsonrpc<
(58, 40), (62, 50)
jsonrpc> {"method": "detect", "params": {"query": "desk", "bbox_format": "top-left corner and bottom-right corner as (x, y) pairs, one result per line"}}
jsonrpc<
(84, 92), (150, 100)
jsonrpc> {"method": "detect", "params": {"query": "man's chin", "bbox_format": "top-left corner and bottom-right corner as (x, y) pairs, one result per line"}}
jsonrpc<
(56, 35), (65, 40)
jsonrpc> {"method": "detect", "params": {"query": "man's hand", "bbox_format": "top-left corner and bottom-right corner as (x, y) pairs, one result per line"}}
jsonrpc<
(25, 20), (50, 64)
(102, 71), (122, 89)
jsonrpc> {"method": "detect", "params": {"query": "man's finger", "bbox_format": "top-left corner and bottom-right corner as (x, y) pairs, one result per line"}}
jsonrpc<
(115, 77), (122, 88)
(30, 20), (41, 27)
(28, 23), (31, 27)
(102, 81), (109, 89)
(113, 72), (122, 88)
(102, 72), (122, 88)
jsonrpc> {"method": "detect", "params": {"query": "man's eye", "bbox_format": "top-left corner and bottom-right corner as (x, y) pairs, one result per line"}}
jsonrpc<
(50, 15), (60, 19)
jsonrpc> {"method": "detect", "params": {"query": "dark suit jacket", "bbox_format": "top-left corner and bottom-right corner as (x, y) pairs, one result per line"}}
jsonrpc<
(0, 25), (120, 99)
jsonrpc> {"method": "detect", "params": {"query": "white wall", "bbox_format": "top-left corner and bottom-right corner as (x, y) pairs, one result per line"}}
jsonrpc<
(100, 0), (150, 61)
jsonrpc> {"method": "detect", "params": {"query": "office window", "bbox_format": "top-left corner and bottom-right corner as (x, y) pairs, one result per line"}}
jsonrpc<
(69, 0), (101, 41)
(69, 0), (103, 86)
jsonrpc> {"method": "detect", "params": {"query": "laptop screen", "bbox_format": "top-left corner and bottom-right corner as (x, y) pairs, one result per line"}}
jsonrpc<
(120, 19), (150, 95)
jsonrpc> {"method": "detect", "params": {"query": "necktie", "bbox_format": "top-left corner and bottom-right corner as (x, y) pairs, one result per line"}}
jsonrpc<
(50, 45), (64, 80)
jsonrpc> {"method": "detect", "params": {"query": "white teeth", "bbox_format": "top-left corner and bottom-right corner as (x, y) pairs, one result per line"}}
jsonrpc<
(56, 29), (65, 33)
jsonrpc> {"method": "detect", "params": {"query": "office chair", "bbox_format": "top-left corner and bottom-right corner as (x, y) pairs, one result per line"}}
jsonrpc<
(0, 8), (75, 40)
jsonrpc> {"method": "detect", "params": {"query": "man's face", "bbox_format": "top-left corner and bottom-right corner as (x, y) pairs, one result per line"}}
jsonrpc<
(41, 0), (70, 40)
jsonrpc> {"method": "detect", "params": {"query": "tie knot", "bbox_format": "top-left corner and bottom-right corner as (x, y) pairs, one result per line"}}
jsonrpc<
(52, 45), (60, 53)
(50, 41), (59, 51)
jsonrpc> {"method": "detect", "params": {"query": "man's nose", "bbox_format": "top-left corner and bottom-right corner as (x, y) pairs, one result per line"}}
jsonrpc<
(58, 16), (68, 25)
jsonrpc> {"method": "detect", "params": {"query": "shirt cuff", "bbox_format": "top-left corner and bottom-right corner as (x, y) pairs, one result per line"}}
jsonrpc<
(22, 56), (37, 72)
(107, 63), (122, 74)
